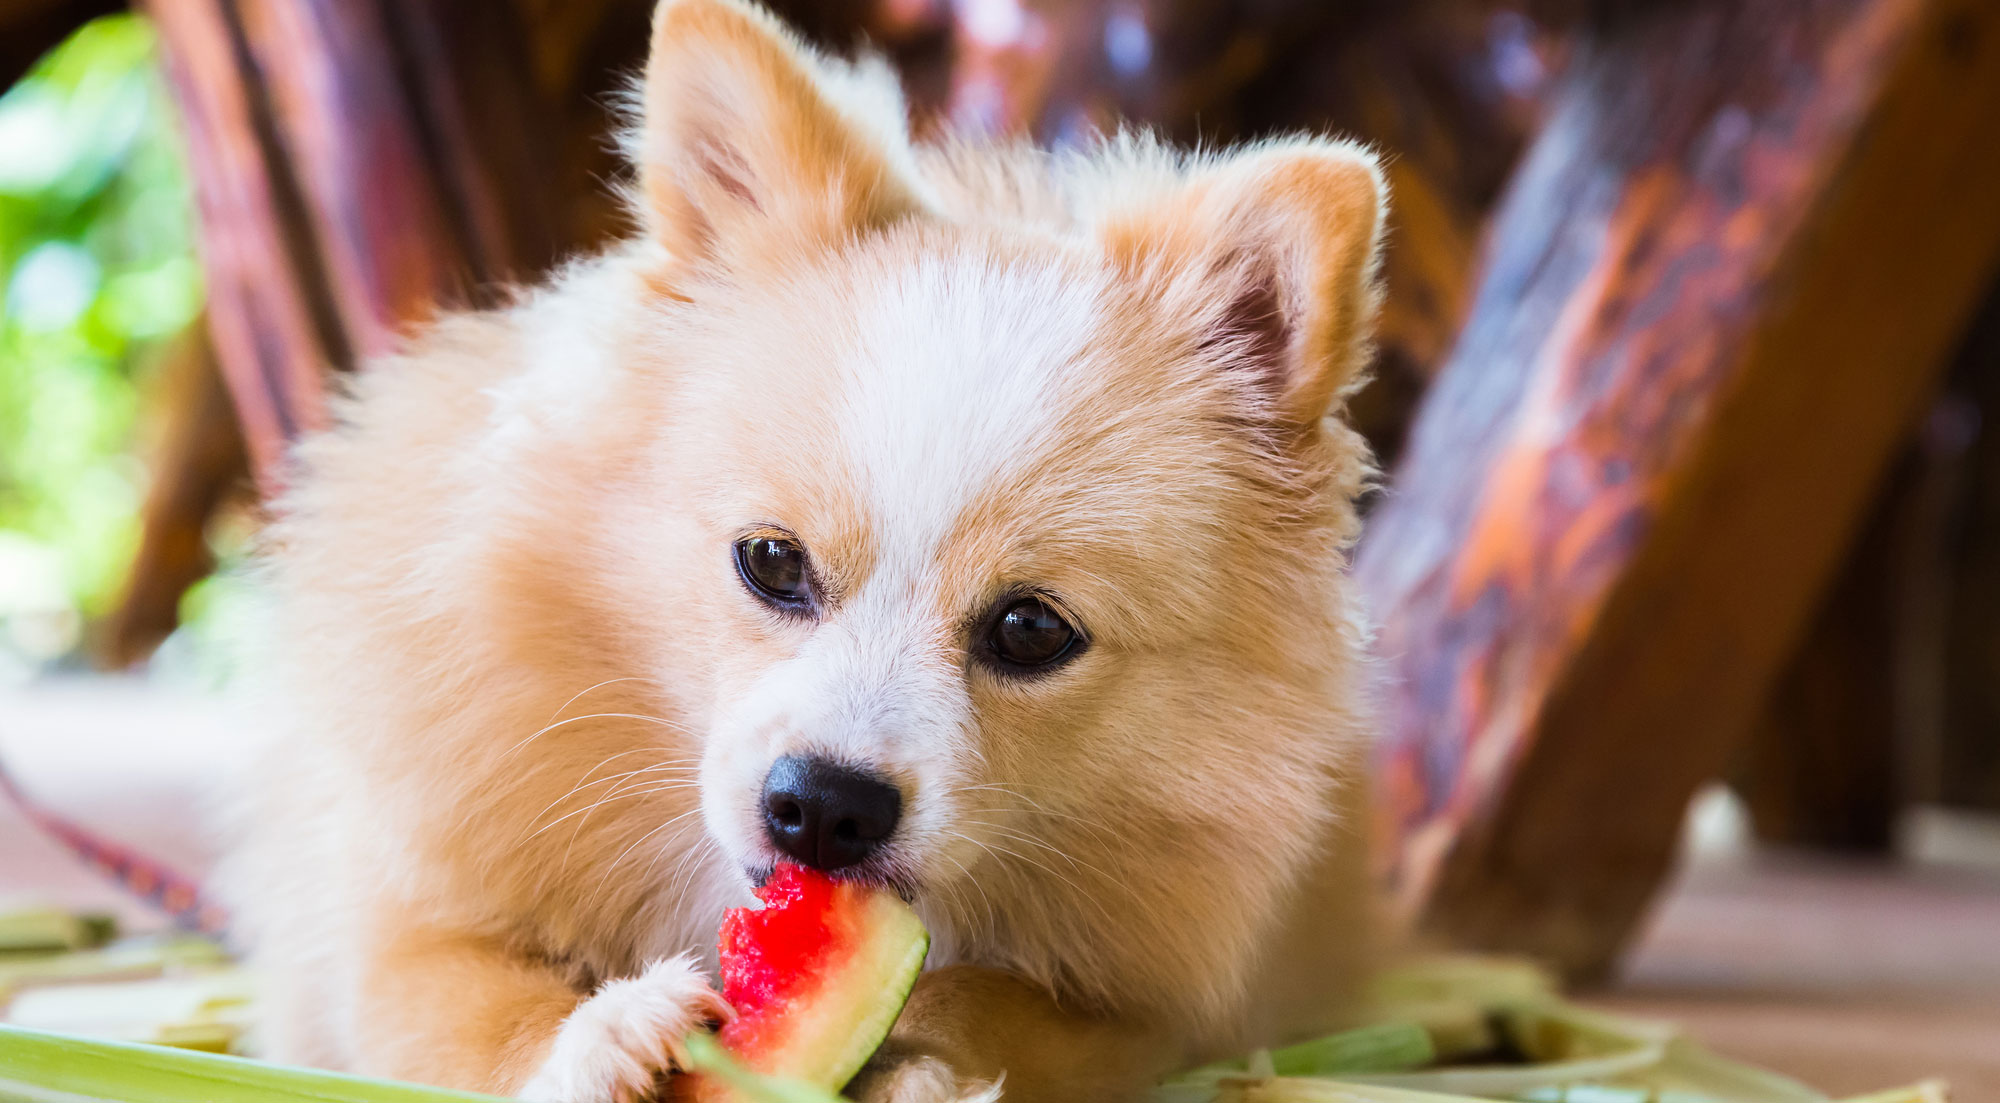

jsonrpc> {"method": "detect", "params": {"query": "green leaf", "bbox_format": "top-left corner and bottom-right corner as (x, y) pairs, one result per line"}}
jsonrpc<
(1267, 1023), (1438, 1079)
(0, 1025), (516, 1103)
(0, 908), (115, 954)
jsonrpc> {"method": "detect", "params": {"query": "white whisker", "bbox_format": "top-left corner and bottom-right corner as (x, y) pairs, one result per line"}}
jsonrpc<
(499, 712), (700, 761)
(526, 754), (699, 832)
(584, 809), (706, 911)
(529, 779), (696, 840)
(545, 676), (647, 723)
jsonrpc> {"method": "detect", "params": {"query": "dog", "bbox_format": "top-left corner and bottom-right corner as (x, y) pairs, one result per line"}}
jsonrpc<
(219, 1), (1388, 1099)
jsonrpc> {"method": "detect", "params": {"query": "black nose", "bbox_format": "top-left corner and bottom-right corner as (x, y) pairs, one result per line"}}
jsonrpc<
(760, 755), (902, 872)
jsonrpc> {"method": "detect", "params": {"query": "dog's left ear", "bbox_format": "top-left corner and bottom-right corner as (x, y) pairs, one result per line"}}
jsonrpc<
(638, 0), (923, 271)
(1103, 140), (1386, 431)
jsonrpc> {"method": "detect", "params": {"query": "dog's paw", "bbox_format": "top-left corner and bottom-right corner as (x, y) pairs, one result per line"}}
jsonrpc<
(849, 1054), (1002, 1103)
(518, 954), (731, 1103)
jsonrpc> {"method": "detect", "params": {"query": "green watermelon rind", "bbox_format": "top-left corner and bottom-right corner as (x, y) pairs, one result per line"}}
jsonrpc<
(762, 889), (929, 1089)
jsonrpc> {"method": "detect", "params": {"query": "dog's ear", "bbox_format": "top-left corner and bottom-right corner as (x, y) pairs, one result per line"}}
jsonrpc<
(639, 0), (922, 270)
(1103, 141), (1386, 431)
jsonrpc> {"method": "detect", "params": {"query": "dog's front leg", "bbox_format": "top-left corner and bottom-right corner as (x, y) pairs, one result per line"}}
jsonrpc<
(850, 966), (1178, 1103)
(349, 924), (727, 1101)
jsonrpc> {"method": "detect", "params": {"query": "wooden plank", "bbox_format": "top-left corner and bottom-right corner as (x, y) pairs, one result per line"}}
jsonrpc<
(142, 0), (649, 486)
(146, 0), (339, 483)
(1355, 0), (2000, 978)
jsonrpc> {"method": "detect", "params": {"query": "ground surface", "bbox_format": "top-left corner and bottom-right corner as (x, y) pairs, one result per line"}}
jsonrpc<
(1604, 849), (2000, 1097)
(3, 677), (1998, 1096)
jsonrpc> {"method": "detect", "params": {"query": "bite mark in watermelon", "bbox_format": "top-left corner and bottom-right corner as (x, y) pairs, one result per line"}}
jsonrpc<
(694, 864), (928, 1096)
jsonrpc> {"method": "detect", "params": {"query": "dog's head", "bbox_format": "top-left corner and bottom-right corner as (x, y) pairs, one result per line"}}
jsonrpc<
(578, 0), (1387, 1032)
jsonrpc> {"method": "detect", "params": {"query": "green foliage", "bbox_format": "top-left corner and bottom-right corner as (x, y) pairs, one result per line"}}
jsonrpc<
(0, 14), (202, 673)
(0, 1024), (516, 1103)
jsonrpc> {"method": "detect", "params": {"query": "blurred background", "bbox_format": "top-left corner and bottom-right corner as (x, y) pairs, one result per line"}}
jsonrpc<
(0, 0), (1996, 1094)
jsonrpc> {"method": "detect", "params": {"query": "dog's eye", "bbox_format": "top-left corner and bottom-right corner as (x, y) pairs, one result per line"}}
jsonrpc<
(986, 596), (1081, 671)
(735, 536), (812, 609)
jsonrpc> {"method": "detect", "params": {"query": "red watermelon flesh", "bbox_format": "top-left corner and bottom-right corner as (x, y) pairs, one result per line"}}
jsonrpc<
(703, 864), (928, 1092)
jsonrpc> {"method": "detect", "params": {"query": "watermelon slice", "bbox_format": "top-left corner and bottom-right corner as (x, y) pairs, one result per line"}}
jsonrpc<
(690, 864), (928, 1098)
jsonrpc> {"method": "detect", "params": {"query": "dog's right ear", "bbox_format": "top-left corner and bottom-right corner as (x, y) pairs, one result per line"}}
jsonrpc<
(639, 0), (922, 272)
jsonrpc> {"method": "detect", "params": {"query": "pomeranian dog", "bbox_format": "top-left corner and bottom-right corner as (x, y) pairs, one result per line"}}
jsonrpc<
(222, 0), (1387, 1099)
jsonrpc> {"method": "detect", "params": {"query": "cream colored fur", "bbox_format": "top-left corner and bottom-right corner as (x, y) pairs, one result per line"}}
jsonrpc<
(220, 1), (1389, 1100)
